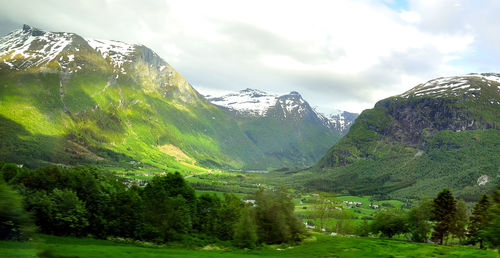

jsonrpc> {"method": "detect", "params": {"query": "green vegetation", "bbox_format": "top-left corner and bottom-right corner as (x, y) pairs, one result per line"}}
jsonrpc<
(370, 209), (407, 238)
(0, 177), (34, 241)
(2, 162), (500, 256)
(431, 188), (457, 244)
(482, 188), (500, 252)
(235, 114), (342, 169)
(0, 233), (496, 258)
(0, 51), (342, 172)
(1, 163), (304, 247)
(308, 83), (500, 200)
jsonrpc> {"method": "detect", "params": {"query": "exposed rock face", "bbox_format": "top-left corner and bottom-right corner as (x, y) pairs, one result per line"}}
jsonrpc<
(477, 175), (489, 186)
(319, 73), (500, 168)
(310, 73), (500, 200)
(375, 97), (492, 146)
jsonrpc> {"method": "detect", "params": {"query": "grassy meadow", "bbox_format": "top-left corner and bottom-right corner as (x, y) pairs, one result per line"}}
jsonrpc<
(1, 233), (496, 258)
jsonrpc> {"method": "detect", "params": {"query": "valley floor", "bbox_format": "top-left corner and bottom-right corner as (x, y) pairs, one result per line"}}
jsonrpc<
(1, 233), (496, 258)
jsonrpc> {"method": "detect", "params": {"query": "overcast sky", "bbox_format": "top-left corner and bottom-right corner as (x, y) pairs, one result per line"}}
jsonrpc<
(1, 0), (499, 113)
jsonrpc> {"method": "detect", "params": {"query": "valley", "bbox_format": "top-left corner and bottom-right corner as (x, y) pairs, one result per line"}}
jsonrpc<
(0, 24), (499, 257)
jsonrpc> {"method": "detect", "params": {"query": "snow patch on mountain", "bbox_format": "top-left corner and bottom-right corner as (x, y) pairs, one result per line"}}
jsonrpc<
(85, 38), (136, 74)
(400, 73), (500, 98)
(0, 25), (73, 69)
(205, 88), (358, 134)
(206, 88), (279, 116)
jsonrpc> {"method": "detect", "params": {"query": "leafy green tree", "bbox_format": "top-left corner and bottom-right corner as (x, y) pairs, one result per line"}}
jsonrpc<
(355, 219), (370, 237)
(24, 188), (88, 236)
(482, 188), (500, 253)
(0, 179), (34, 240)
(142, 172), (196, 242)
(311, 192), (337, 231)
(48, 188), (89, 236)
(254, 187), (305, 244)
(468, 194), (490, 248)
(431, 188), (457, 245)
(451, 199), (468, 244)
(195, 193), (221, 235)
(407, 198), (433, 242)
(233, 207), (258, 248)
(0, 163), (20, 183)
(216, 193), (243, 240)
(107, 186), (145, 239)
(370, 209), (408, 238)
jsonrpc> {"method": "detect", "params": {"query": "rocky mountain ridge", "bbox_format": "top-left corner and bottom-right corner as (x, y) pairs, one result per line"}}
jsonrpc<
(206, 88), (357, 134)
(304, 73), (500, 200)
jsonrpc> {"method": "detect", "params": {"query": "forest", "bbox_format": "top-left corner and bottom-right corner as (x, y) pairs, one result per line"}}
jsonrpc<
(1, 162), (499, 254)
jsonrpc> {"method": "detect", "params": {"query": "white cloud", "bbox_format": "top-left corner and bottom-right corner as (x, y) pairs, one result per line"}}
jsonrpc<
(0, 0), (498, 113)
(400, 11), (421, 23)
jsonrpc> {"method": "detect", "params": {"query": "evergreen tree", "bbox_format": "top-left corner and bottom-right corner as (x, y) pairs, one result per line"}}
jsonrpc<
(431, 188), (456, 245)
(482, 189), (500, 253)
(468, 194), (490, 249)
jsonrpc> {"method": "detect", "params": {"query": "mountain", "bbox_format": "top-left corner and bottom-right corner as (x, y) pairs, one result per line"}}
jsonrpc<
(0, 25), (271, 170)
(206, 89), (357, 134)
(206, 89), (358, 168)
(0, 25), (355, 170)
(304, 74), (500, 200)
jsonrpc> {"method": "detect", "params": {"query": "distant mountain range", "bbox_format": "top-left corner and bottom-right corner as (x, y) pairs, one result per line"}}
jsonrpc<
(297, 73), (500, 200)
(205, 89), (358, 167)
(205, 88), (357, 134)
(0, 25), (356, 170)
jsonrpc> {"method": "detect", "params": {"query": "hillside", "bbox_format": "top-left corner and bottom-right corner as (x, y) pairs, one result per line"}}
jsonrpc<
(206, 89), (357, 167)
(0, 25), (352, 170)
(0, 25), (271, 170)
(307, 74), (500, 200)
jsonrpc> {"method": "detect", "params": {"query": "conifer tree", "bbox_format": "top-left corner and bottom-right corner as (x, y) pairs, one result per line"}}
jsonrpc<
(431, 188), (456, 245)
(468, 194), (490, 249)
(482, 189), (500, 253)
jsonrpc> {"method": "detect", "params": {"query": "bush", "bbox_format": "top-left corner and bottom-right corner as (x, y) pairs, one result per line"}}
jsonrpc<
(370, 209), (408, 238)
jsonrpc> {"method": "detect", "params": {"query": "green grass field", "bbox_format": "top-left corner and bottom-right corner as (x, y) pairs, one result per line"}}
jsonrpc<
(1, 233), (496, 258)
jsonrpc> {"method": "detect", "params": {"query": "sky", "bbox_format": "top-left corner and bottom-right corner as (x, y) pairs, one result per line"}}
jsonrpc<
(1, 0), (500, 114)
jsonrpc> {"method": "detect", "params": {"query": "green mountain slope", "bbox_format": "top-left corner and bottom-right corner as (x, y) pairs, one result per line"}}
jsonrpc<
(0, 25), (350, 171)
(207, 90), (353, 168)
(0, 25), (266, 170)
(307, 74), (500, 200)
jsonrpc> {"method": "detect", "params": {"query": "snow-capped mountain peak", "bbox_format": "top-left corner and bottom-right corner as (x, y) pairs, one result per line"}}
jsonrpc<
(400, 73), (500, 98)
(0, 24), (74, 70)
(204, 88), (358, 134)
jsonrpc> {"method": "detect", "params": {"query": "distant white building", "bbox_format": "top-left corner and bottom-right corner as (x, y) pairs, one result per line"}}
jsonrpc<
(243, 199), (256, 206)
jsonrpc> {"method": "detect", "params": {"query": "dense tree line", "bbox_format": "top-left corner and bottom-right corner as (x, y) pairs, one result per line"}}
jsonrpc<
(0, 163), (304, 247)
(367, 188), (500, 253)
